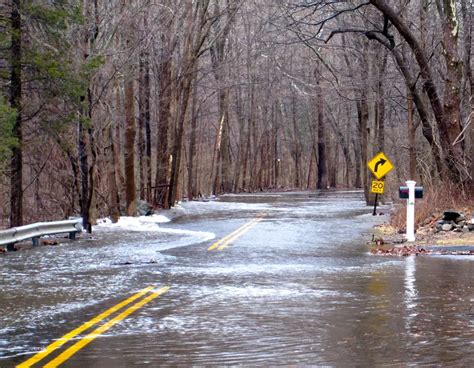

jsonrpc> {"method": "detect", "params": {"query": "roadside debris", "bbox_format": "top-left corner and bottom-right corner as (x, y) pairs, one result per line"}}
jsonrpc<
(370, 245), (474, 256)
(371, 209), (474, 256)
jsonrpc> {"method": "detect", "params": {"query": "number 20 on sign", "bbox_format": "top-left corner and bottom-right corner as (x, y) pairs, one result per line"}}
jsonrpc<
(371, 180), (385, 194)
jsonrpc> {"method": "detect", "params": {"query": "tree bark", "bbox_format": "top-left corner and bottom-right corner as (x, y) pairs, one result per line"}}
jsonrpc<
(114, 82), (125, 199)
(124, 75), (137, 216)
(407, 95), (417, 180)
(376, 50), (387, 152)
(357, 97), (369, 201)
(187, 82), (198, 200)
(78, 109), (89, 231)
(233, 86), (245, 192)
(9, 0), (23, 227)
(291, 96), (302, 188)
(144, 55), (152, 203)
(437, 0), (464, 179)
(460, 0), (473, 186)
(106, 124), (120, 223)
(316, 82), (328, 190)
(138, 55), (146, 200)
(155, 44), (171, 208)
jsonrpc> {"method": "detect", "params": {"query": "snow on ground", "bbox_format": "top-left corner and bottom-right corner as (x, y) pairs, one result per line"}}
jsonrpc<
(93, 212), (215, 245)
(95, 214), (171, 230)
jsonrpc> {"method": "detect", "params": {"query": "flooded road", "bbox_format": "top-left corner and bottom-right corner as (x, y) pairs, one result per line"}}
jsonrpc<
(1, 191), (473, 366)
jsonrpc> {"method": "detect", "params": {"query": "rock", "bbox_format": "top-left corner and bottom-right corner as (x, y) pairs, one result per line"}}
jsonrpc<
(455, 214), (465, 224)
(462, 226), (470, 234)
(442, 211), (464, 223)
(441, 223), (453, 231)
(136, 200), (152, 216)
(468, 224), (474, 232)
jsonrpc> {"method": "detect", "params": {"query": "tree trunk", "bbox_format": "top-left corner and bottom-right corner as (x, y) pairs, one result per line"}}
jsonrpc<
(144, 56), (152, 203)
(78, 110), (90, 231)
(460, 0), (473, 186)
(124, 76), (137, 216)
(168, 76), (192, 208)
(212, 108), (225, 195)
(241, 118), (251, 190)
(220, 99), (232, 193)
(329, 143), (338, 188)
(136, 49), (151, 202)
(233, 86), (245, 192)
(326, 108), (353, 188)
(86, 88), (97, 228)
(370, 0), (467, 184)
(316, 82), (328, 190)
(407, 96), (417, 180)
(291, 96), (301, 188)
(376, 51), (387, 152)
(138, 56), (146, 200)
(114, 83), (125, 199)
(187, 82), (198, 200)
(106, 124), (120, 223)
(9, 0), (23, 227)
(353, 136), (362, 189)
(438, 0), (465, 181)
(155, 51), (171, 207)
(357, 98), (369, 201)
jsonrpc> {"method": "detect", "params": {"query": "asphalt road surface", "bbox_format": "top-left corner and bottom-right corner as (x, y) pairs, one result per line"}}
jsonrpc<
(1, 191), (473, 367)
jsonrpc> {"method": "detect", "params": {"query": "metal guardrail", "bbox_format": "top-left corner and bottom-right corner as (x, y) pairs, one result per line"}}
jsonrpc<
(0, 219), (83, 251)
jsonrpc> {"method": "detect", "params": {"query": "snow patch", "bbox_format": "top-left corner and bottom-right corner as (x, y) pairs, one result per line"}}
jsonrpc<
(93, 213), (215, 246)
(95, 214), (171, 232)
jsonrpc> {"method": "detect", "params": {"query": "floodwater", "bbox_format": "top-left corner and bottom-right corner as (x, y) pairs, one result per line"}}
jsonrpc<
(1, 191), (473, 367)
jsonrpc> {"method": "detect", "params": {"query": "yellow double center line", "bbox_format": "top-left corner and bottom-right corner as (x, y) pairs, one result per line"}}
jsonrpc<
(18, 286), (169, 368)
(208, 214), (266, 251)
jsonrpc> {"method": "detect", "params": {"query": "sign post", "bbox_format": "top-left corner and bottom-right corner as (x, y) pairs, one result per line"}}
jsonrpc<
(368, 152), (393, 215)
(405, 180), (416, 242)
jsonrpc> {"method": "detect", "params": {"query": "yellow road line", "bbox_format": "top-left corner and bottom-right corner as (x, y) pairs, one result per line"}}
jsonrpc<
(207, 221), (254, 251)
(218, 217), (263, 251)
(208, 214), (265, 251)
(43, 286), (170, 368)
(17, 286), (154, 368)
(207, 219), (257, 251)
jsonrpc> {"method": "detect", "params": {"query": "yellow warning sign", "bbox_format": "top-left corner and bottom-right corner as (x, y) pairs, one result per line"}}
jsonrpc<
(368, 152), (394, 179)
(371, 180), (385, 194)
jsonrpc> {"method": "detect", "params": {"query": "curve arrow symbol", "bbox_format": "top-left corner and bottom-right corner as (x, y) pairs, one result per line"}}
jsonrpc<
(374, 158), (386, 172)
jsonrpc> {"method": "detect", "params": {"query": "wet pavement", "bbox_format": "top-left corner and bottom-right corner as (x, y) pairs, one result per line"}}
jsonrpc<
(1, 191), (473, 366)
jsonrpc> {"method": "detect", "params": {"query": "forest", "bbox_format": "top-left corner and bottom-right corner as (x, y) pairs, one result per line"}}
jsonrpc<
(0, 0), (472, 231)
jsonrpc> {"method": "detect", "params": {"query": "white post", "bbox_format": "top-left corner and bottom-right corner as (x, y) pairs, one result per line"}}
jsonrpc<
(406, 180), (416, 242)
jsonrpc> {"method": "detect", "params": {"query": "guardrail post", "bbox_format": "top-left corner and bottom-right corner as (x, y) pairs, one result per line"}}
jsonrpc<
(69, 231), (76, 240)
(6, 243), (16, 252)
(32, 236), (40, 247)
